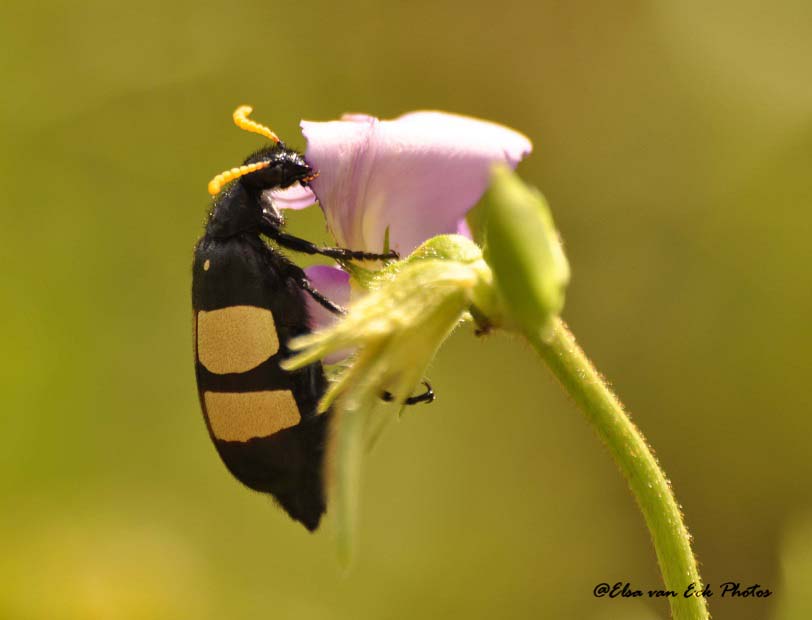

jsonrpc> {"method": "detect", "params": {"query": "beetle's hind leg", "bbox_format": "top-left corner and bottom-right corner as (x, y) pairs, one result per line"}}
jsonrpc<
(381, 380), (435, 406)
(295, 274), (347, 316)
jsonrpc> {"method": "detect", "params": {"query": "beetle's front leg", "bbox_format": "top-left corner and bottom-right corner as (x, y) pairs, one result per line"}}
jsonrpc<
(265, 227), (398, 262)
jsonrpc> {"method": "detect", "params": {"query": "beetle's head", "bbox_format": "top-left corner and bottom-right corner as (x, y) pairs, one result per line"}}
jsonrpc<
(205, 107), (318, 238)
(206, 143), (316, 197)
(240, 144), (316, 192)
(207, 105), (317, 195)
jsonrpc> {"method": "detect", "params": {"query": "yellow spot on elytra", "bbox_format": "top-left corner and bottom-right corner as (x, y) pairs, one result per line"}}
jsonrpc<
(204, 390), (301, 441)
(197, 306), (279, 374)
(232, 105), (280, 143)
(203, 259), (211, 271)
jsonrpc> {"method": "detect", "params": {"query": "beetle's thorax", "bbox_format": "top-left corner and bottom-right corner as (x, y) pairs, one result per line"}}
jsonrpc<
(206, 182), (263, 238)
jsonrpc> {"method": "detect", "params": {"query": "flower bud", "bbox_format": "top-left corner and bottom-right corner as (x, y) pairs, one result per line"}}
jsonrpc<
(484, 164), (570, 338)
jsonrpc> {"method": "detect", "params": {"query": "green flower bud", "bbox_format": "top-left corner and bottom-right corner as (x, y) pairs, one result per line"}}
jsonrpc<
(484, 164), (570, 338)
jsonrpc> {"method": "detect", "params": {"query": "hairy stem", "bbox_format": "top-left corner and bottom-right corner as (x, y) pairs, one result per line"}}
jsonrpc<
(527, 318), (708, 620)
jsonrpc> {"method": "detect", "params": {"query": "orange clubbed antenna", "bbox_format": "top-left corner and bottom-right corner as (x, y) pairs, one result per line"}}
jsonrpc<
(206, 106), (281, 195)
(207, 161), (271, 196)
(232, 105), (280, 143)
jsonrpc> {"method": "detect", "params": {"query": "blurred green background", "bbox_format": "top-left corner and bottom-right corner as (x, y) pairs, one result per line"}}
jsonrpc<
(3, 1), (811, 619)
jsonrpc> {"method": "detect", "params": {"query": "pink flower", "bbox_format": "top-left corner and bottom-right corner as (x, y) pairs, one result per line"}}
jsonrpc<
(302, 111), (532, 256)
(280, 110), (532, 330)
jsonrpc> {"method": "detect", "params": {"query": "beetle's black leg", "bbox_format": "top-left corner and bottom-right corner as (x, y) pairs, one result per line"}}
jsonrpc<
(381, 380), (435, 406)
(405, 381), (435, 405)
(288, 269), (347, 317)
(267, 228), (399, 262)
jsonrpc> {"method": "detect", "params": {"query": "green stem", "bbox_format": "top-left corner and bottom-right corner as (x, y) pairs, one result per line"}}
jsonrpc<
(330, 402), (366, 569)
(527, 318), (708, 620)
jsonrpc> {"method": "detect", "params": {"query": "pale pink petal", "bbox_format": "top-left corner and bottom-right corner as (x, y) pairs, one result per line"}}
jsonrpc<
(456, 218), (473, 239)
(301, 111), (531, 255)
(267, 183), (317, 211)
(300, 116), (378, 250)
